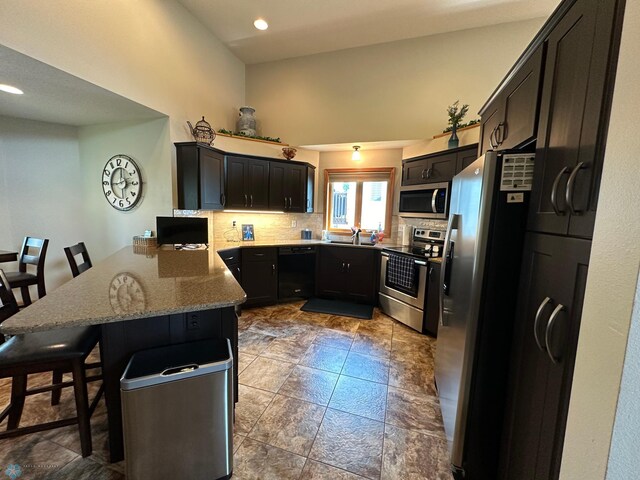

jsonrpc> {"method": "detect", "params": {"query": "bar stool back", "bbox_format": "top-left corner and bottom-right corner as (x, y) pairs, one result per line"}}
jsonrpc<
(4, 237), (49, 307)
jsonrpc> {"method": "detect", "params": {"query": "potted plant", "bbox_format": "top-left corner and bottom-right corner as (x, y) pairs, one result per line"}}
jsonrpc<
(446, 100), (469, 149)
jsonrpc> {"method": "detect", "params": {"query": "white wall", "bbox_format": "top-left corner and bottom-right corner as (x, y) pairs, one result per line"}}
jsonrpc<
(77, 118), (171, 261)
(247, 19), (544, 146)
(607, 274), (640, 478)
(560, 1), (640, 477)
(0, 116), (82, 293)
(0, 0), (246, 138)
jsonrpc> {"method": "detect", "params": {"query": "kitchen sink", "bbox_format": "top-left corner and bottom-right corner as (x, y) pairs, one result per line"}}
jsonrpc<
(329, 240), (375, 246)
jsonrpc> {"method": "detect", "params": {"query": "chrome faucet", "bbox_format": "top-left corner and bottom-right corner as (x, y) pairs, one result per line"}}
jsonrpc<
(351, 228), (362, 245)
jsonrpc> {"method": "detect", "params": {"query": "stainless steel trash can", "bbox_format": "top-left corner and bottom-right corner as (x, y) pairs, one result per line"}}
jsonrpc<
(120, 338), (233, 480)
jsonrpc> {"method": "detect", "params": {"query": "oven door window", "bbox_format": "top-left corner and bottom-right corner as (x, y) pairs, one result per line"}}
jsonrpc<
(385, 260), (420, 297)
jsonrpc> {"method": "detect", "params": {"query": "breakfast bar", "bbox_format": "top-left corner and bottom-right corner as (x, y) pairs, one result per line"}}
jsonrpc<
(0, 246), (246, 463)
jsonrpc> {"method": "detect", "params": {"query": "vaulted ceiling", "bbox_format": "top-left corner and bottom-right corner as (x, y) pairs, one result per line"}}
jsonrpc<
(178, 0), (559, 64)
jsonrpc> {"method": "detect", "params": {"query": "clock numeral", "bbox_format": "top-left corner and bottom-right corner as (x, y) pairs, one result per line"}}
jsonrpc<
(126, 198), (131, 205)
(125, 161), (129, 168)
(105, 190), (112, 196)
(119, 200), (124, 208)
(110, 161), (115, 169)
(103, 169), (110, 177)
(131, 169), (137, 175)
(112, 197), (117, 204)
(131, 181), (139, 186)
(131, 192), (137, 197)
(103, 181), (109, 186)
(116, 158), (122, 166)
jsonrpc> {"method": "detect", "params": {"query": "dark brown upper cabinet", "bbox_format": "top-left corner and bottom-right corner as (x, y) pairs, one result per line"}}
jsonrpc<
(225, 156), (270, 210)
(269, 161), (311, 213)
(479, 45), (544, 154)
(527, 0), (621, 239)
(175, 142), (225, 210)
(402, 144), (478, 186)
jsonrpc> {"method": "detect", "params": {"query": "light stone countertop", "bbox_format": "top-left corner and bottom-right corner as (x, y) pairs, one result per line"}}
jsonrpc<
(1, 246), (246, 335)
(1, 240), (397, 335)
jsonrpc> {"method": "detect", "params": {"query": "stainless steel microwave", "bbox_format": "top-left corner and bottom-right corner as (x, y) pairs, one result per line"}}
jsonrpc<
(398, 181), (449, 219)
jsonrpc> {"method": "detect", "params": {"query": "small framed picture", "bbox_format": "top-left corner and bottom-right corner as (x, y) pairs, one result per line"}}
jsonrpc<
(242, 224), (255, 241)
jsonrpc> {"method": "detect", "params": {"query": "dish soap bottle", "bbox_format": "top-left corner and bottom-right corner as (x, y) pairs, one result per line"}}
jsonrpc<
(370, 230), (378, 245)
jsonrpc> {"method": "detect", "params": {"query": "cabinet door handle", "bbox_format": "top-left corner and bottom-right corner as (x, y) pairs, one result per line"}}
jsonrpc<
(220, 193), (226, 207)
(253, 253), (265, 257)
(496, 122), (505, 145)
(565, 162), (586, 215)
(272, 264), (276, 275)
(244, 194), (248, 207)
(426, 167), (433, 179)
(225, 256), (234, 261)
(284, 197), (288, 209)
(421, 169), (427, 179)
(428, 266), (434, 279)
(550, 167), (571, 216)
(545, 303), (566, 364)
(341, 262), (346, 272)
(489, 127), (497, 149)
(250, 194), (253, 207)
(289, 197), (292, 208)
(534, 296), (552, 352)
(347, 263), (350, 273)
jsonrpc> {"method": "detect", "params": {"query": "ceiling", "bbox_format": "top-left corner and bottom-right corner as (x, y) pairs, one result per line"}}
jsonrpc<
(0, 45), (164, 127)
(178, 0), (559, 64)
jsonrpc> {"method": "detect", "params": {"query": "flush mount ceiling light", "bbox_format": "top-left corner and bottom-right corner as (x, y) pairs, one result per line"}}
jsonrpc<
(254, 18), (269, 30)
(0, 84), (24, 95)
(352, 145), (361, 161)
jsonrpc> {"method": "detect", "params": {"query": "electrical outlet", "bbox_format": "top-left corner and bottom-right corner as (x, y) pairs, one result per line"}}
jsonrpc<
(291, 220), (297, 227)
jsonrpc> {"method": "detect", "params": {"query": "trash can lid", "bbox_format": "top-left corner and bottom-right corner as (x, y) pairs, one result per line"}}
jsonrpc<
(121, 338), (233, 391)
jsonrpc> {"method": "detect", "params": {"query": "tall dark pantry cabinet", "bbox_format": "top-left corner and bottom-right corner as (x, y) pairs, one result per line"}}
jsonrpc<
(484, 0), (626, 478)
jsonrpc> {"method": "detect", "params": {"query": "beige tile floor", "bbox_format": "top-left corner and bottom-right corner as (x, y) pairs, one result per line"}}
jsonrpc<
(0, 301), (452, 479)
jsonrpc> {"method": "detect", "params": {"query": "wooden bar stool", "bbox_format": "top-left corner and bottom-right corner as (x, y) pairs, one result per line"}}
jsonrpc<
(4, 237), (49, 307)
(64, 242), (92, 278)
(0, 269), (103, 457)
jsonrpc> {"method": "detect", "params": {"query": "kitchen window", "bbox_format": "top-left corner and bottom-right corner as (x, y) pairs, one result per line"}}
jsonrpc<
(324, 168), (395, 235)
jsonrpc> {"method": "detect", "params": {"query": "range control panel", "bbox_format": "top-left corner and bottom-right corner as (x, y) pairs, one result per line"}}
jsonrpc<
(501, 154), (535, 191)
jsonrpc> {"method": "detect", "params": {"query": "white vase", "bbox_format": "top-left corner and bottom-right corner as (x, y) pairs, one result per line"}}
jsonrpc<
(237, 106), (257, 136)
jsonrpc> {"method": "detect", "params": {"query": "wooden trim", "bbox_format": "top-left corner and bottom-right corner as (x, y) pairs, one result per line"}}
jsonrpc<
(215, 131), (289, 146)
(432, 123), (480, 139)
(323, 167), (395, 235)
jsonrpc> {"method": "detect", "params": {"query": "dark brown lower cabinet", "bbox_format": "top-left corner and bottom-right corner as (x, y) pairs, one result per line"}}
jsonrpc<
(241, 248), (277, 306)
(315, 246), (378, 304)
(500, 233), (591, 480)
(423, 261), (441, 336)
(220, 248), (241, 283)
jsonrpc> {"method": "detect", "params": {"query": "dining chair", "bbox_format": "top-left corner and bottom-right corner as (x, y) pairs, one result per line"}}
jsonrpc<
(4, 237), (49, 307)
(64, 242), (92, 278)
(0, 269), (103, 457)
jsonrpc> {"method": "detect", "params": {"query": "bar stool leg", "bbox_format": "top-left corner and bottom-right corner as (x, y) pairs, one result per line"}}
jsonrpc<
(7, 375), (27, 430)
(19, 287), (32, 307)
(51, 370), (63, 406)
(71, 359), (92, 457)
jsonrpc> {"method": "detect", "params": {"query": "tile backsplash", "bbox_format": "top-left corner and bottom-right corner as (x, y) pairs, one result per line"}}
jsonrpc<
(173, 210), (444, 245)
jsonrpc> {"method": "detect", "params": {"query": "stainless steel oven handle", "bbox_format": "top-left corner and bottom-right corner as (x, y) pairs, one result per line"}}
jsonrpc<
(431, 189), (438, 213)
(439, 213), (459, 327)
(415, 260), (427, 266)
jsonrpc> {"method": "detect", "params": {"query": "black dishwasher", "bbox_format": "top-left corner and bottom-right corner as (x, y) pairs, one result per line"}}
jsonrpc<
(278, 246), (316, 300)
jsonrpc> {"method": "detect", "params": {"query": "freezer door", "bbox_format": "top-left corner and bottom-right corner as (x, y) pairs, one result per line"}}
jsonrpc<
(435, 152), (497, 470)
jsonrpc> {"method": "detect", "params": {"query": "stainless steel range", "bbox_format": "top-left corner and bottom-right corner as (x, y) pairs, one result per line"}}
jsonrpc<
(379, 228), (445, 332)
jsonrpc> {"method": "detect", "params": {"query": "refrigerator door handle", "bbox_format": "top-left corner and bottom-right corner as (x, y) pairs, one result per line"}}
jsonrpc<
(545, 303), (566, 364)
(439, 213), (460, 327)
(533, 296), (553, 352)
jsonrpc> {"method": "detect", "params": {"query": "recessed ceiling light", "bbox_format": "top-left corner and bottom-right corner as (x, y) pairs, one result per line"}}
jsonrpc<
(254, 18), (268, 30)
(0, 84), (24, 95)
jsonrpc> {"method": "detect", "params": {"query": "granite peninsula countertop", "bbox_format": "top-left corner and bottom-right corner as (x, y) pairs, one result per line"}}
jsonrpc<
(1, 246), (247, 335)
(1, 240), (399, 335)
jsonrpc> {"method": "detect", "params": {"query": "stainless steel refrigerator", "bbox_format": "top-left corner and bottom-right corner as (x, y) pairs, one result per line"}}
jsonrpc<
(435, 150), (534, 479)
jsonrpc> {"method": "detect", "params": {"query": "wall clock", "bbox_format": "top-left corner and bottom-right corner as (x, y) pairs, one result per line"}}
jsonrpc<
(102, 154), (142, 211)
(109, 272), (146, 315)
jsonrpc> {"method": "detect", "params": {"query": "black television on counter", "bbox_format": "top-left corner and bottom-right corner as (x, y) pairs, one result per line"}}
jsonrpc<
(156, 216), (208, 246)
